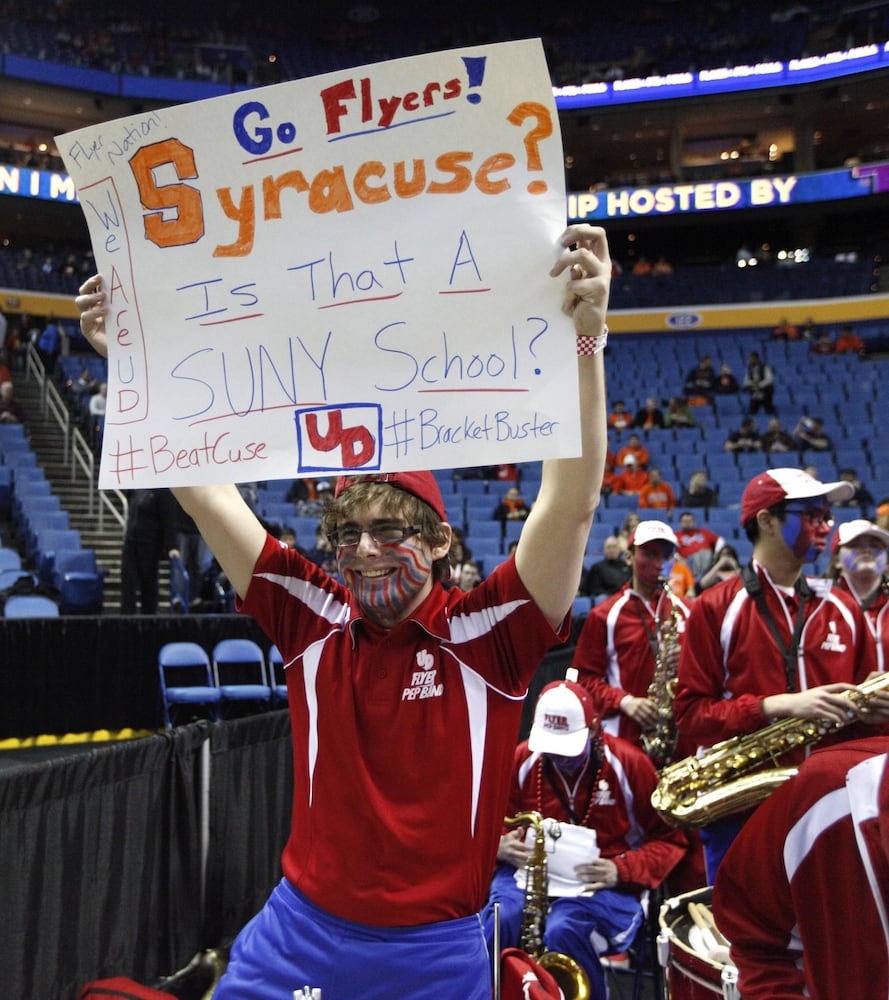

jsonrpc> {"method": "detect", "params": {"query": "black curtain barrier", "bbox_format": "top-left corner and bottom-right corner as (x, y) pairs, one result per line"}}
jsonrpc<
(0, 724), (209, 1000)
(0, 614), (269, 738)
(0, 644), (572, 999)
(204, 710), (294, 947)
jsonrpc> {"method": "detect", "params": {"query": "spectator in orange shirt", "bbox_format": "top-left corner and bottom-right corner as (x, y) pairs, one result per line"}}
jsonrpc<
(613, 455), (650, 496)
(772, 317), (799, 341)
(492, 485), (530, 523)
(616, 432), (649, 469)
(667, 555), (697, 599)
(608, 399), (634, 431)
(638, 467), (676, 517)
(834, 325), (865, 355)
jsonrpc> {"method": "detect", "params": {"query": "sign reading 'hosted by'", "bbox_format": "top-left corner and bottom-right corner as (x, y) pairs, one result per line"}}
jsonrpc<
(57, 39), (579, 489)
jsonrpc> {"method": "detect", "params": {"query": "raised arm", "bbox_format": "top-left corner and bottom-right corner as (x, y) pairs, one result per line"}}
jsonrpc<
(75, 275), (266, 599)
(515, 224), (610, 628)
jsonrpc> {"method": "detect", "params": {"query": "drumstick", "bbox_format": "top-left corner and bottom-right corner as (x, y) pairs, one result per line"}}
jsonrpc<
(690, 901), (731, 949)
(696, 902), (731, 948)
(688, 902), (720, 954)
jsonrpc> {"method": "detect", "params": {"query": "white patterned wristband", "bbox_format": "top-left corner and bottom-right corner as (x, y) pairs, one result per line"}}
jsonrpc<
(576, 326), (608, 356)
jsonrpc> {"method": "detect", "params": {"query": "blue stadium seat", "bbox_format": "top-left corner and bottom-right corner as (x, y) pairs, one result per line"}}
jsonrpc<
(705, 453), (740, 482)
(463, 536), (503, 564)
(4, 595), (60, 618)
(267, 644), (288, 704)
(211, 638), (273, 717)
(465, 519), (501, 540)
(158, 641), (222, 729)
(606, 493), (640, 511)
(0, 466), (11, 517)
(453, 479), (489, 498)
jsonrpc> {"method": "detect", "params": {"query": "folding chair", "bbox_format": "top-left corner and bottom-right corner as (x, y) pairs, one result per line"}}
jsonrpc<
(211, 638), (273, 716)
(158, 641), (222, 729)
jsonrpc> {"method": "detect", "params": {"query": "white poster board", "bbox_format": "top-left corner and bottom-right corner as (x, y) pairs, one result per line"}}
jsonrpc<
(57, 38), (581, 489)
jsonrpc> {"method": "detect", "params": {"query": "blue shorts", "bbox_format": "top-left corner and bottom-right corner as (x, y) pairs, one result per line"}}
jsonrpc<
(215, 879), (491, 1000)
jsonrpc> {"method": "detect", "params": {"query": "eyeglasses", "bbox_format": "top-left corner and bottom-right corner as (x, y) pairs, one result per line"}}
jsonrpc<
(784, 506), (834, 527)
(330, 522), (421, 548)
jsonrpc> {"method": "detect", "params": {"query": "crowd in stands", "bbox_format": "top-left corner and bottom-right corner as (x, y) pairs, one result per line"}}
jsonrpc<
(0, 244), (96, 300)
(2, 0), (885, 94)
(772, 316), (868, 355)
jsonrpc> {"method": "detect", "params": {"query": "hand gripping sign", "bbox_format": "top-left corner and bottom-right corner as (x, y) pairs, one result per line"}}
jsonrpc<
(57, 38), (581, 489)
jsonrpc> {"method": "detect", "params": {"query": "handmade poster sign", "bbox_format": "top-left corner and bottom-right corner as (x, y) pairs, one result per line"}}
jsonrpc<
(57, 38), (579, 489)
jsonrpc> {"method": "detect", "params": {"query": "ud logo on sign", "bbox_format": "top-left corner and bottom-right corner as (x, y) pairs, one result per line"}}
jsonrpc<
(295, 403), (383, 473)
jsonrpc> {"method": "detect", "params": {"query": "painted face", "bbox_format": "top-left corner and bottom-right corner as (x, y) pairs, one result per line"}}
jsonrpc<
(781, 505), (833, 562)
(840, 538), (888, 578)
(547, 735), (591, 773)
(634, 541), (675, 590)
(336, 511), (436, 628)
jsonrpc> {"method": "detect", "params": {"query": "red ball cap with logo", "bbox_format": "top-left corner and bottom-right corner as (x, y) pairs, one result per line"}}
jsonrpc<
(528, 680), (597, 757)
(333, 471), (448, 521)
(740, 467), (854, 527)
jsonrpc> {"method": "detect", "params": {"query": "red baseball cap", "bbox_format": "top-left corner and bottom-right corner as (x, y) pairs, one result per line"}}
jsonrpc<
(334, 471), (448, 521)
(740, 467), (854, 526)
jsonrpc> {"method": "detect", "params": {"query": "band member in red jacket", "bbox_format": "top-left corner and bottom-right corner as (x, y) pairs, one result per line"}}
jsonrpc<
(714, 737), (889, 1000)
(674, 468), (889, 879)
(482, 680), (686, 997)
(828, 518), (889, 669)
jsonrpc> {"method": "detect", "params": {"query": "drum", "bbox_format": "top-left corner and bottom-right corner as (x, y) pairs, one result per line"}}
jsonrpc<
(657, 886), (739, 1000)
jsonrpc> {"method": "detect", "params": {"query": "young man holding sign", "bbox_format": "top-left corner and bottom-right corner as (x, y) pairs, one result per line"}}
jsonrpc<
(75, 224), (610, 999)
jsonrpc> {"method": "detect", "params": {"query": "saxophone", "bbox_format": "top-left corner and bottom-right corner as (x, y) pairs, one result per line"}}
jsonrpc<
(504, 811), (591, 999)
(652, 670), (889, 827)
(641, 576), (683, 764)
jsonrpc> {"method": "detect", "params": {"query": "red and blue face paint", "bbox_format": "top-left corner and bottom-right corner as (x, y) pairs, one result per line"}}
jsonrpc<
(338, 530), (434, 629)
(782, 504), (833, 563)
